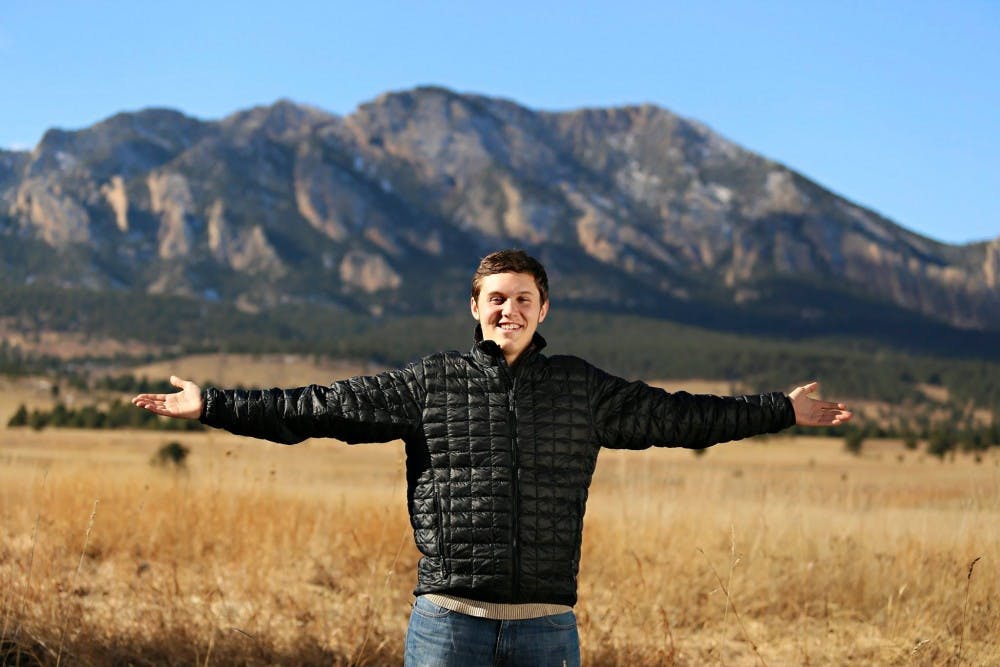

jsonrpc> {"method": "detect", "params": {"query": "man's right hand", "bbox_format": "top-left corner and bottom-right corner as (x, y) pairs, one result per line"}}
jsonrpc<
(131, 375), (204, 420)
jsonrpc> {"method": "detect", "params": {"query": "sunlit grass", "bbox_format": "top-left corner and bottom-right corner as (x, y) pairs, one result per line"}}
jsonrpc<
(2, 428), (998, 666)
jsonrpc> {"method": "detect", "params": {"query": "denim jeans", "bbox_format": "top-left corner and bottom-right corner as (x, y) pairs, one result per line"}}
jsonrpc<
(404, 596), (581, 667)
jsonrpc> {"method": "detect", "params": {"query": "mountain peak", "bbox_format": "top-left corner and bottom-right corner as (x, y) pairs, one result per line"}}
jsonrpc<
(1, 89), (996, 338)
(219, 99), (336, 142)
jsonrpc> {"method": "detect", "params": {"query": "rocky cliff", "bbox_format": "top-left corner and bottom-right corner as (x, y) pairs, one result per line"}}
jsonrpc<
(1, 87), (997, 335)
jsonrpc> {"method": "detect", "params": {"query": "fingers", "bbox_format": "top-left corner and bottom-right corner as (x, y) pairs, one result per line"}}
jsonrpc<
(818, 403), (851, 417)
(131, 397), (167, 414)
(814, 407), (853, 425)
(795, 381), (820, 398)
(832, 410), (853, 424)
(132, 393), (168, 403)
(134, 376), (189, 404)
(788, 381), (819, 400)
(135, 401), (171, 417)
(790, 379), (853, 427)
(129, 376), (202, 420)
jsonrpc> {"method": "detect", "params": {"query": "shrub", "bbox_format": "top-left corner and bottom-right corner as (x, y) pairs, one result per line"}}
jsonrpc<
(844, 429), (864, 456)
(7, 404), (28, 427)
(150, 441), (190, 469)
(927, 430), (954, 459)
(28, 410), (48, 431)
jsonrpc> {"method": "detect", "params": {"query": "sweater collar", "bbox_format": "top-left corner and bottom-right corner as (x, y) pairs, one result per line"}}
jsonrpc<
(472, 324), (547, 367)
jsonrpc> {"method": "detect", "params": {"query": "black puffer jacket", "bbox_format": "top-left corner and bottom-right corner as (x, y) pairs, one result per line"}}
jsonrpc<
(200, 329), (796, 606)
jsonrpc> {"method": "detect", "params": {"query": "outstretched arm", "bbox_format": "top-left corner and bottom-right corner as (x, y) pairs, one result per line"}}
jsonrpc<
(589, 366), (797, 450)
(590, 367), (853, 450)
(134, 365), (425, 445)
(132, 375), (203, 420)
(788, 381), (852, 426)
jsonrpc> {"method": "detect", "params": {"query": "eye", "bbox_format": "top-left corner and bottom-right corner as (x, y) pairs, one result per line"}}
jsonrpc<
(489, 296), (504, 305)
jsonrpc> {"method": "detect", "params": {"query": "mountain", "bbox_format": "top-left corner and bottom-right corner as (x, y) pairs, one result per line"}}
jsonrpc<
(1, 87), (997, 350)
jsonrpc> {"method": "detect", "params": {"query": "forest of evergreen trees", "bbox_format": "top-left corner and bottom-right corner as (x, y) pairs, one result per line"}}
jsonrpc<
(2, 288), (997, 457)
(6, 400), (204, 432)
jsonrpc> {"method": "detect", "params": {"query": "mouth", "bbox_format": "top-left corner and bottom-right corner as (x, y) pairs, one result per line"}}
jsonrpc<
(497, 322), (523, 332)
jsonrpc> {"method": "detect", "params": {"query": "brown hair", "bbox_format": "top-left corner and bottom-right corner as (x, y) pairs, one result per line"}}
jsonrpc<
(471, 249), (549, 304)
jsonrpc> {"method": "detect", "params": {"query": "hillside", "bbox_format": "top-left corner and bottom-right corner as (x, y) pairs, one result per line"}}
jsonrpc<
(0, 87), (997, 354)
(4, 315), (997, 447)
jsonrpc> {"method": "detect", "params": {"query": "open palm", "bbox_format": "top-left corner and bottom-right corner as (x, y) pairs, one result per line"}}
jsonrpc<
(789, 381), (852, 427)
(131, 375), (204, 420)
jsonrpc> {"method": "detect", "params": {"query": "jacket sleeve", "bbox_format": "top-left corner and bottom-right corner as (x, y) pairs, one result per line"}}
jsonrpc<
(198, 363), (425, 445)
(587, 365), (795, 450)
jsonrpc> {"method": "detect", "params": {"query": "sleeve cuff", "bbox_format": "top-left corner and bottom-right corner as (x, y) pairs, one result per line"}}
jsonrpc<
(198, 388), (216, 425)
(779, 393), (796, 430)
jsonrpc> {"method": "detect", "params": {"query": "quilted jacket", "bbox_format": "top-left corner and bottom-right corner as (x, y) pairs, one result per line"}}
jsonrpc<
(200, 327), (796, 606)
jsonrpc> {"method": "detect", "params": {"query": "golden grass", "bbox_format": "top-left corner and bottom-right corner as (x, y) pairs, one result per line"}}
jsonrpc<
(2, 427), (999, 665)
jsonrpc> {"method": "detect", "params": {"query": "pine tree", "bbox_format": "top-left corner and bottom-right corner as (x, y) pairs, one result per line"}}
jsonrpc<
(7, 404), (28, 427)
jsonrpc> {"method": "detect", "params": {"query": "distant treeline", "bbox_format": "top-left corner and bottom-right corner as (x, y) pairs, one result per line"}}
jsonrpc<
(94, 375), (179, 394)
(91, 374), (246, 393)
(10, 398), (997, 459)
(0, 341), (61, 376)
(7, 401), (204, 431)
(789, 419), (1000, 458)
(2, 287), (998, 425)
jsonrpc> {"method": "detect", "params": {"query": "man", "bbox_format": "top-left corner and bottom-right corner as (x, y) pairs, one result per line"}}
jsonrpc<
(133, 249), (852, 666)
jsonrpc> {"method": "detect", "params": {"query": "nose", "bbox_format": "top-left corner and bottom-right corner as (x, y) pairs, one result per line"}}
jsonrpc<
(501, 299), (515, 316)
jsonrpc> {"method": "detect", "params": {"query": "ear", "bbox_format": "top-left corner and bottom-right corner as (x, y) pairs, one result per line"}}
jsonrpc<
(538, 299), (549, 324)
(470, 296), (480, 321)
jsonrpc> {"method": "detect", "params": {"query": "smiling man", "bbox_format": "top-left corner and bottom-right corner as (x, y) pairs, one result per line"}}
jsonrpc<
(133, 248), (852, 667)
(470, 253), (550, 366)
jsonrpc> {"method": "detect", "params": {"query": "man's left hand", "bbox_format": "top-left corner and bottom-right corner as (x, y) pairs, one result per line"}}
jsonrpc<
(789, 381), (853, 427)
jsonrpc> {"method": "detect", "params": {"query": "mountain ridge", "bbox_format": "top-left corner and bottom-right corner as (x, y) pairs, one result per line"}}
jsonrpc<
(1, 87), (997, 344)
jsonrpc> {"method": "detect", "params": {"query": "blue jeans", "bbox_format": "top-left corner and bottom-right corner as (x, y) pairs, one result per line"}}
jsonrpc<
(404, 596), (581, 667)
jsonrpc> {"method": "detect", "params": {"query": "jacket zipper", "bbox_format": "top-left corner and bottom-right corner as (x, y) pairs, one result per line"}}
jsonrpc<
(490, 343), (535, 602)
(434, 483), (448, 577)
(507, 382), (521, 600)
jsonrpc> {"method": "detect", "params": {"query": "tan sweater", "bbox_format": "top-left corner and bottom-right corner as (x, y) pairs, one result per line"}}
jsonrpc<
(422, 593), (573, 620)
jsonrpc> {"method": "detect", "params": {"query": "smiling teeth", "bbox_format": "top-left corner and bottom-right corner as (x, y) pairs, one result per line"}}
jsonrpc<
(500, 323), (521, 330)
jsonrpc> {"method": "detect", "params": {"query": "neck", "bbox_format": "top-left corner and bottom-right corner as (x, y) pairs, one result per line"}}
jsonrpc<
(504, 341), (534, 367)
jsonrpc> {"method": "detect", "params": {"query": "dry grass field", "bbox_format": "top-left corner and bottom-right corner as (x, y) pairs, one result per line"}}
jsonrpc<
(1, 359), (998, 665)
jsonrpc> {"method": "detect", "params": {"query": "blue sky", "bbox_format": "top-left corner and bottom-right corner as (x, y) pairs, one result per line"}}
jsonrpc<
(1, 1), (997, 244)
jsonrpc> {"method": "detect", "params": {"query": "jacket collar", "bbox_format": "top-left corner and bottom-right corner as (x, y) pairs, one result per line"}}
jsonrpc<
(472, 324), (547, 367)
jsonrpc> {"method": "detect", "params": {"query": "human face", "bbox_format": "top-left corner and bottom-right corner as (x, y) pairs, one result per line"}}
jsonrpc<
(471, 272), (549, 366)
